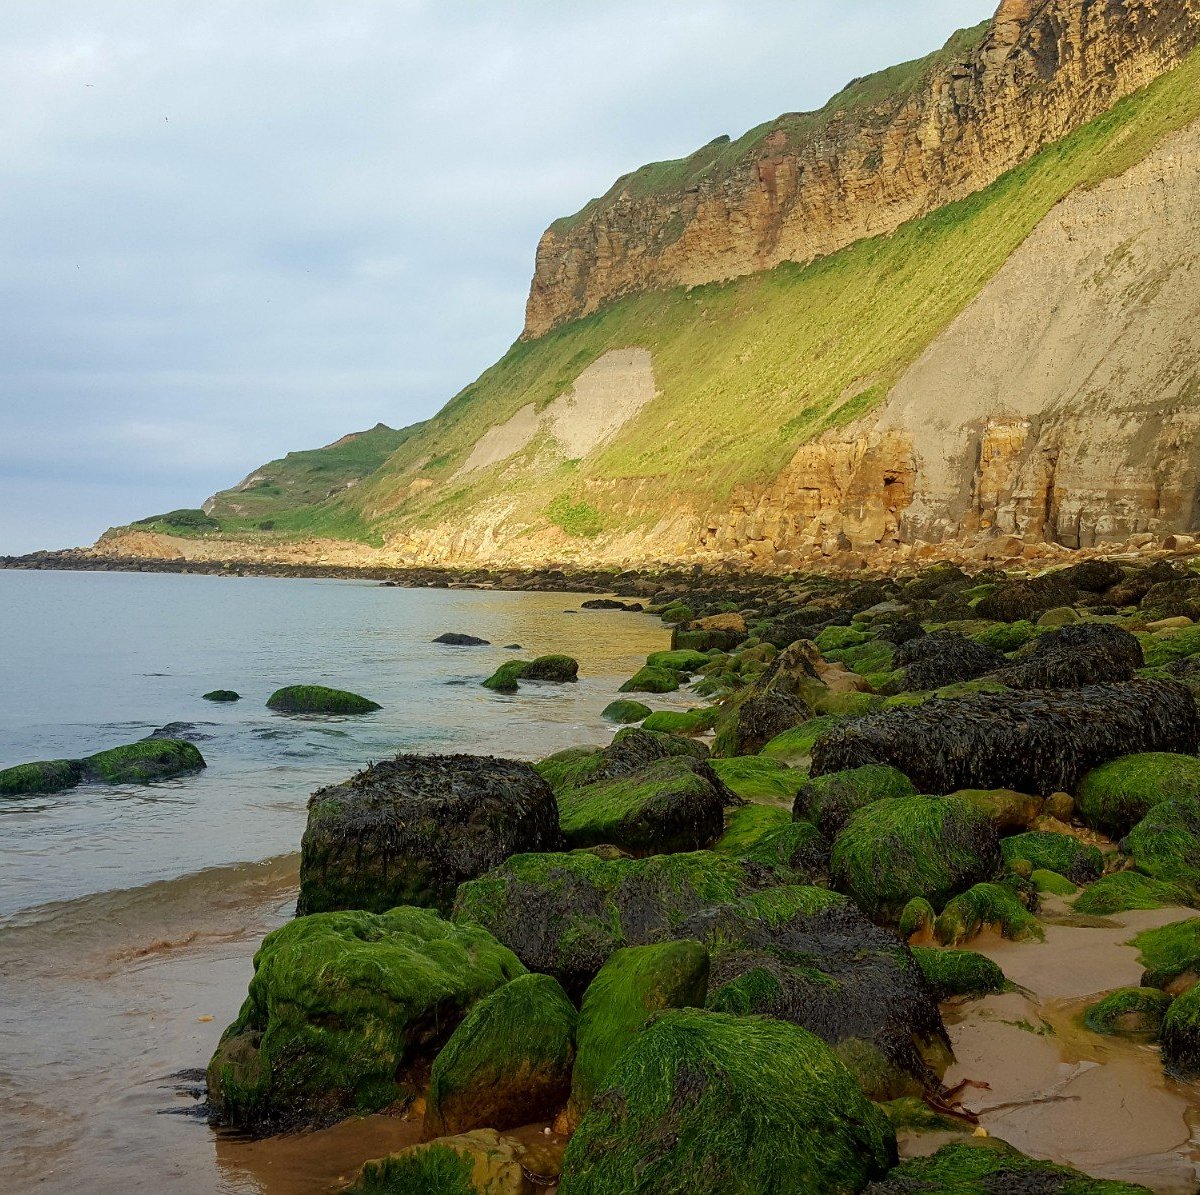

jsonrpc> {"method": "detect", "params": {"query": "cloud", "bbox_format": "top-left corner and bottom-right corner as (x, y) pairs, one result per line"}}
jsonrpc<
(0, 0), (997, 552)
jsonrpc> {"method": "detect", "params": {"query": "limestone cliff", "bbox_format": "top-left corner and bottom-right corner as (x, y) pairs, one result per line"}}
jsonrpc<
(525, 0), (1200, 337)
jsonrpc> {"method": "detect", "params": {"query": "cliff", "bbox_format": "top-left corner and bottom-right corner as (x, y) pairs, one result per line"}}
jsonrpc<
(524, 0), (1200, 336)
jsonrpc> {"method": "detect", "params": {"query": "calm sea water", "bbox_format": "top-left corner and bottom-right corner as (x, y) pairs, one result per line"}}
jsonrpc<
(0, 569), (679, 1194)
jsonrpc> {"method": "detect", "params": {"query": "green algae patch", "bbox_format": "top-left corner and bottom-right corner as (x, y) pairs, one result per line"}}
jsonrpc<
(618, 665), (681, 694)
(1124, 796), (1200, 892)
(1032, 869), (1079, 896)
(794, 764), (917, 837)
(714, 802), (791, 853)
(760, 715), (844, 765)
(641, 707), (718, 736)
(880, 1095), (969, 1135)
(738, 821), (829, 881)
(1073, 871), (1189, 916)
(1131, 917), (1200, 989)
(1076, 752), (1200, 838)
(266, 684), (381, 714)
(207, 908), (523, 1134)
(350, 1128), (531, 1195)
(426, 973), (576, 1137)
(910, 947), (1006, 1001)
(970, 620), (1038, 652)
(1084, 987), (1172, 1039)
(710, 755), (808, 802)
(936, 883), (1043, 946)
(0, 758), (84, 795)
(646, 649), (712, 673)
(815, 626), (871, 652)
(599, 699), (650, 724)
(85, 738), (206, 784)
(522, 654), (580, 682)
(569, 940), (709, 1120)
(202, 689), (240, 702)
(899, 897), (937, 942)
(1162, 982), (1200, 1078)
(481, 660), (531, 692)
(865, 1137), (1151, 1193)
(831, 796), (1000, 921)
(1000, 831), (1102, 885)
(559, 1009), (896, 1194)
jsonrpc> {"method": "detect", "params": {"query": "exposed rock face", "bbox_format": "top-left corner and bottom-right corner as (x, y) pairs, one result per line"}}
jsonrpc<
(524, 0), (1200, 337)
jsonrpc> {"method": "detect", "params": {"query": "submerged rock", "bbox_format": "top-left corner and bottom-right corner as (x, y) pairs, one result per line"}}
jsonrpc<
(266, 684), (381, 714)
(206, 907), (524, 1133)
(433, 633), (491, 646)
(0, 737), (206, 794)
(201, 689), (240, 702)
(297, 753), (562, 915)
(559, 1009), (896, 1194)
(0, 758), (84, 795)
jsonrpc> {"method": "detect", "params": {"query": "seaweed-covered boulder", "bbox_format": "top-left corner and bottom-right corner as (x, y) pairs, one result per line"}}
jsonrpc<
(891, 631), (1005, 692)
(990, 622), (1143, 690)
(350, 1129), (539, 1195)
(714, 802), (792, 853)
(1161, 983), (1200, 1078)
(1059, 560), (1125, 594)
(87, 737), (207, 784)
(554, 756), (728, 855)
(425, 973), (576, 1138)
(760, 715), (844, 764)
(910, 947), (1006, 1001)
(618, 665), (679, 694)
(202, 689), (240, 702)
(482, 660), (530, 692)
(899, 897), (937, 943)
(1074, 871), (1189, 915)
(863, 1137), (1150, 1194)
(1084, 987), (1172, 1038)
(559, 1009), (897, 1195)
(297, 754), (562, 915)
(830, 796), (1000, 921)
(1000, 831), (1103, 884)
(1132, 917), (1200, 990)
(206, 907), (524, 1133)
(695, 893), (951, 1098)
(1124, 797), (1200, 891)
(521, 655), (579, 682)
(792, 764), (917, 837)
(812, 681), (1198, 797)
(975, 574), (1076, 623)
(266, 685), (380, 713)
(599, 699), (650, 724)
(646, 649), (713, 673)
(569, 940), (709, 1120)
(0, 758), (85, 795)
(709, 755), (809, 803)
(640, 707), (718, 736)
(737, 821), (830, 883)
(452, 850), (778, 994)
(954, 788), (1042, 832)
(1076, 752), (1200, 839)
(935, 882), (1043, 946)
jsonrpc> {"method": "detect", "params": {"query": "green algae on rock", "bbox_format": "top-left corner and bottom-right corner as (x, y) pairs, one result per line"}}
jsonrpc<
(201, 689), (240, 702)
(425, 973), (576, 1138)
(1000, 831), (1103, 884)
(1031, 868), (1079, 896)
(266, 684), (381, 713)
(714, 802), (792, 853)
(569, 940), (709, 1121)
(1123, 796), (1200, 893)
(206, 906), (524, 1133)
(708, 755), (808, 803)
(1131, 917), (1200, 990)
(736, 820), (829, 883)
(1072, 871), (1189, 915)
(899, 897), (937, 943)
(84, 738), (206, 784)
(481, 660), (531, 693)
(0, 758), (84, 795)
(910, 946), (1006, 1001)
(617, 665), (680, 694)
(645, 649), (712, 673)
(521, 654), (580, 682)
(599, 699), (650, 724)
(640, 707), (718, 736)
(559, 1009), (896, 1194)
(935, 882), (1043, 946)
(349, 1128), (535, 1195)
(760, 715), (844, 765)
(297, 753), (562, 915)
(830, 796), (1000, 921)
(793, 764), (917, 837)
(1161, 982), (1200, 1079)
(1084, 987), (1172, 1038)
(1076, 751), (1200, 838)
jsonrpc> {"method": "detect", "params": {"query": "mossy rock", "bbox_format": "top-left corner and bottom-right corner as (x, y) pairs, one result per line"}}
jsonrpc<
(879, 1096), (970, 1135)
(202, 689), (240, 702)
(521, 655), (579, 683)
(898, 897), (936, 942)
(954, 788), (1042, 832)
(793, 764), (917, 837)
(617, 665), (680, 694)
(936, 882), (1043, 946)
(660, 602), (694, 625)
(297, 754), (562, 915)
(815, 626), (872, 652)
(555, 755), (727, 856)
(969, 620), (1038, 652)
(1076, 752), (1200, 838)
(910, 947), (1006, 1001)
(84, 738), (206, 784)
(425, 973), (576, 1137)
(0, 758), (84, 796)
(760, 715), (843, 765)
(1072, 871), (1189, 915)
(482, 660), (531, 693)
(863, 1137), (1151, 1193)
(1000, 831), (1102, 884)
(1161, 982), (1200, 1079)
(266, 684), (381, 714)
(737, 821), (829, 883)
(1124, 796), (1200, 891)
(559, 1009), (897, 1194)
(569, 940), (709, 1120)
(830, 796), (1000, 921)
(1131, 917), (1200, 989)
(714, 802), (792, 854)
(206, 907), (525, 1133)
(812, 690), (885, 718)
(641, 707), (719, 736)
(1084, 987), (1172, 1038)
(709, 755), (808, 803)
(599, 699), (650, 725)
(672, 627), (745, 653)
(646, 649), (712, 673)
(1032, 868), (1078, 896)
(350, 1128), (534, 1195)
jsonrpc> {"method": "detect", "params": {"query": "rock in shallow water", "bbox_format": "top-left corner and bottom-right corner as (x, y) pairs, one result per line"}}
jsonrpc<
(265, 684), (381, 714)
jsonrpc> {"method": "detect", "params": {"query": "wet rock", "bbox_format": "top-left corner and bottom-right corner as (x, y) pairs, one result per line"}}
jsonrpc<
(1161, 983), (1200, 1079)
(424, 973), (576, 1138)
(1076, 751), (1200, 838)
(206, 907), (524, 1133)
(1124, 796), (1200, 894)
(1057, 560), (1125, 593)
(910, 946), (1006, 1001)
(521, 655), (579, 682)
(297, 753), (562, 915)
(954, 788), (1043, 832)
(149, 721), (215, 741)
(974, 574), (1077, 623)
(434, 633), (491, 646)
(792, 764), (917, 837)
(891, 631), (1005, 692)
(266, 685), (381, 714)
(599, 699), (650, 724)
(1000, 830), (1103, 884)
(1133, 917), (1200, 990)
(86, 738), (206, 783)
(812, 680), (1198, 797)
(350, 1128), (537, 1195)
(1084, 987), (1172, 1039)
(640, 708), (719, 736)
(559, 1009), (896, 1194)
(935, 882), (1043, 945)
(201, 689), (240, 702)
(0, 758), (84, 796)
(990, 622), (1143, 690)
(617, 665), (680, 694)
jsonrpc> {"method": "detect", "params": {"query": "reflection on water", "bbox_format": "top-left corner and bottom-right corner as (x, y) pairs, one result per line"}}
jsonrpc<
(0, 570), (679, 1193)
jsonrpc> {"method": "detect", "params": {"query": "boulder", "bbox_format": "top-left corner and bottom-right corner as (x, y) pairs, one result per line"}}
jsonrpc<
(206, 907), (524, 1133)
(434, 633), (491, 646)
(1132, 917), (1200, 990)
(955, 788), (1043, 832)
(617, 665), (680, 694)
(1124, 797), (1200, 892)
(646, 649), (713, 673)
(0, 737), (206, 794)
(1084, 987), (1172, 1038)
(350, 1129), (538, 1195)
(974, 575), (1076, 623)
(891, 631), (1005, 692)
(482, 660), (530, 692)
(1161, 983), (1200, 1078)
(569, 940), (709, 1121)
(0, 758), (84, 795)
(297, 754), (562, 915)
(792, 764), (917, 837)
(990, 622), (1143, 690)
(812, 681), (1198, 797)
(559, 1009), (896, 1194)
(830, 796), (1000, 921)
(736, 820), (830, 883)
(1072, 871), (1188, 915)
(935, 882), (1043, 946)
(1076, 752), (1200, 838)
(425, 973), (576, 1138)
(1000, 831), (1103, 884)
(266, 684), (380, 714)
(201, 689), (240, 702)
(521, 655), (579, 682)
(640, 707), (719, 736)
(599, 699), (650, 724)
(910, 946), (1006, 1001)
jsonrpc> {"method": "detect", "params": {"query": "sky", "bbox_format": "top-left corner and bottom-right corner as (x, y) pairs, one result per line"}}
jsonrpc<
(0, 0), (997, 554)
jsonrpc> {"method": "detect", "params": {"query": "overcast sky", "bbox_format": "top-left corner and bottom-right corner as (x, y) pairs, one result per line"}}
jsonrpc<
(0, 0), (996, 554)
